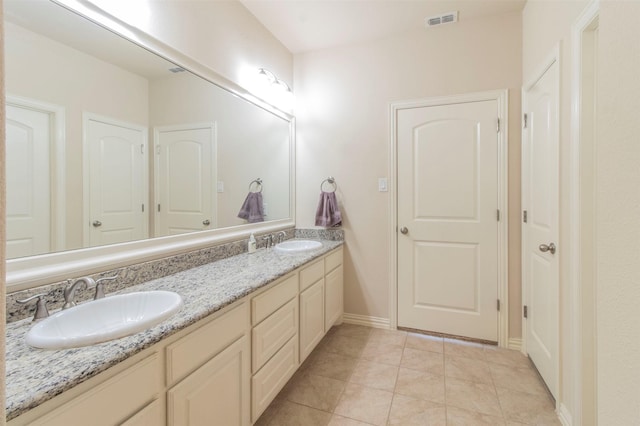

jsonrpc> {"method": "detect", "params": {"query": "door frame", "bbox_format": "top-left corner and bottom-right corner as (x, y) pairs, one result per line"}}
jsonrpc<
(569, 2), (599, 424)
(521, 44), (561, 397)
(153, 122), (218, 236)
(6, 94), (66, 253)
(389, 90), (509, 347)
(82, 112), (149, 247)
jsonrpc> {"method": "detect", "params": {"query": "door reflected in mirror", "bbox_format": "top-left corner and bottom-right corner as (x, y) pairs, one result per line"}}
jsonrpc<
(4, 0), (292, 260)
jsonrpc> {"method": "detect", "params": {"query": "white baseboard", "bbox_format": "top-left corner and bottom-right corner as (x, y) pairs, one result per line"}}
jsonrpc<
(342, 313), (391, 330)
(508, 338), (522, 351)
(557, 403), (573, 426)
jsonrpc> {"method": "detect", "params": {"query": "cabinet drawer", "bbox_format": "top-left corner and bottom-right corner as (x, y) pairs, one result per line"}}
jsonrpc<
(252, 273), (297, 325)
(325, 248), (343, 273)
(166, 302), (247, 386)
(252, 298), (298, 373)
(31, 354), (160, 426)
(299, 259), (324, 291)
(120, 399), (162, 426)
(251, 335), (298, 423)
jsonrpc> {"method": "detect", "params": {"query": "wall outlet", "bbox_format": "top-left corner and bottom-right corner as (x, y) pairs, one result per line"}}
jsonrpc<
(378, 178), (388, 192)
(217, 181), (224, 193)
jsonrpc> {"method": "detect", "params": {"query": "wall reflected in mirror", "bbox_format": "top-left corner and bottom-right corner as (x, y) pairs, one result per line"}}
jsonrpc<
(4, 0), (292, 260)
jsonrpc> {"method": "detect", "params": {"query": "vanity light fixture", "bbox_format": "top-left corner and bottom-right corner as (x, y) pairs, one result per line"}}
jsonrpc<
(258, 68), (292, 93)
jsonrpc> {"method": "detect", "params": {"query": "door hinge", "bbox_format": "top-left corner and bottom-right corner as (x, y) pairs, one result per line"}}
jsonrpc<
(156, 145), (161, 155)
(524, 305), (528, 318)
(497, 118), (500, 133)
(496, 209), (500, 221)
(142, 204), (144, 213)
(157, 204), (161, 212)
(140, 144), (144, 154)
(523, 210), (528, 223)
(497, 299), (501, 311)
(523, 113), (528, 129)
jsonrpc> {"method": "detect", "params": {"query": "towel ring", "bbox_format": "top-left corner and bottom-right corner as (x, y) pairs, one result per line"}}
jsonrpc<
(249, 178), (263, 193)
(320, 176), (337, 193)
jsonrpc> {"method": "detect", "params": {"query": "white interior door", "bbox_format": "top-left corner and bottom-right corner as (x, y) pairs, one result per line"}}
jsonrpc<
(397, 99), (499, 342)
(154, 123), (216, 236)
(85, 115), (148, 247)
(522, 56), (560, 399)
(6, 104), (51, 258)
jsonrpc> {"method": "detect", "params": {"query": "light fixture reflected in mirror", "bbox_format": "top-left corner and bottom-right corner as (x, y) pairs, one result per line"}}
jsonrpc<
(257, 68), (294, 112)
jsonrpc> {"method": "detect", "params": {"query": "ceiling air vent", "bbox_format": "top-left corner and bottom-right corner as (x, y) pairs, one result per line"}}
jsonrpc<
(425, 11), (458, 28)
(168, 67), (186, 73)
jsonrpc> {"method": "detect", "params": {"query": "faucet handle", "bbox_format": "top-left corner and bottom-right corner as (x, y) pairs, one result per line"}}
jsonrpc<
(94, 274), (119, 300)
(17, 293), (50, 321)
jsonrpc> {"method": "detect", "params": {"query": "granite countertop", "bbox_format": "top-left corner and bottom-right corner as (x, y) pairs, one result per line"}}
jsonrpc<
(5, 239), (343, 420)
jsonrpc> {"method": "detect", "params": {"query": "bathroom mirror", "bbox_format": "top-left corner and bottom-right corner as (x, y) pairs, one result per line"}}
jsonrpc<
(4, 0), (295, 291)
(4, 0), (293, 263)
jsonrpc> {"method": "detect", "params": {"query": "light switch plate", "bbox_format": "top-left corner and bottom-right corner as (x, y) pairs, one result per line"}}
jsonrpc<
(378, 178), (388, 192)
(217, 181), (224, 193)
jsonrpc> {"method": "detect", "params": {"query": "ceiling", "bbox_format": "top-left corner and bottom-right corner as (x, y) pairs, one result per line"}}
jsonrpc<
(240, 0), (526, 54)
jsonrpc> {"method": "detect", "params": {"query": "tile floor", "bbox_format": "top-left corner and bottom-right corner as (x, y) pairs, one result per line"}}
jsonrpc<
(255, 324), (560, 426)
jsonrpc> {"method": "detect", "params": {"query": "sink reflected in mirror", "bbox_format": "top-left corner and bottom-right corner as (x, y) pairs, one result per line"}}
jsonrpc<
(274, 240), (323, 254)
(25, 291), (183, 350)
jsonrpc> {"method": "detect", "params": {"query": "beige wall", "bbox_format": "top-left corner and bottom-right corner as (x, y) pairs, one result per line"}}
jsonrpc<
(90, 0), (293, 93)
(294, 12), (523, 334)
(5, 22), (149, 251)
(596, 1), (640, 423)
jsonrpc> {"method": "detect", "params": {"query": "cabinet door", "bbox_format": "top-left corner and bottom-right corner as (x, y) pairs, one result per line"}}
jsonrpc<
(168, 336), (250, 426)
(300, 279), (325, 362)
(325, 265), (344, 331)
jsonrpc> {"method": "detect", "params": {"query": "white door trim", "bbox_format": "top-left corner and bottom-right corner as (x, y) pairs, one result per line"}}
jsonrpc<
(82, 112), (149, 247)
(389, 89), (509, 346)
(7, 94), (66, 253)
(153, 122), (218, 236)
(570, 2), (599, 424)
(521, 43), (561, 392)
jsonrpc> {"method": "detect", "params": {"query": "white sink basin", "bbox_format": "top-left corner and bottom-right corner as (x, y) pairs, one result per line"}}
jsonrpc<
(26, 291), (183, 350)
(275, 239), (323, 253)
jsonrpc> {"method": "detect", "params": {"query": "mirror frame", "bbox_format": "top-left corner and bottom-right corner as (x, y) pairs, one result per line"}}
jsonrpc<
(6, 0), (296, 292)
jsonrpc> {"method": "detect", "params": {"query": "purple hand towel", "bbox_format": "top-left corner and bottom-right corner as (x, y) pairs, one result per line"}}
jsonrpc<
(315, 191), (342, 227)
(238, 192), (264, 223)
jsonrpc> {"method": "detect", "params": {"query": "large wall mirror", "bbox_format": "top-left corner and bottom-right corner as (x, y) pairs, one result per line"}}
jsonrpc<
(4, 0), (294, 290)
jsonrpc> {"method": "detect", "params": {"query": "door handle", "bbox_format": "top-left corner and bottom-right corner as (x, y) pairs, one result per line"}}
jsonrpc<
(202, 219), (211, 226)
(539, 242), (556, 254)
(92, 220), (102, 227)
(400, 227), (409, 235)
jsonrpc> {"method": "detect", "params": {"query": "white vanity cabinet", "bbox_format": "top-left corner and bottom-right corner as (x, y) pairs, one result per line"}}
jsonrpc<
(8, 245), (344, 426)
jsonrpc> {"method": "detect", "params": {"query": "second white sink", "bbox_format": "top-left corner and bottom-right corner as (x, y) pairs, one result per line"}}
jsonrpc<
(274, 239), (323, 253)
(26, 291), (183, 350)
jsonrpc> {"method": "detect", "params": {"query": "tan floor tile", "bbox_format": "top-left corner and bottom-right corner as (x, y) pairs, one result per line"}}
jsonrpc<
(394, 367), (445, 403)
(484, 346), (531, 368)
(405, 333), (444, 353)
(367, 328), (407, 347)
(446, 406), (506, 425)
(305, 350), (359, 381)
(266, 400), (332, 426)
(281, 371), (346, 412)
(360, 341), (404, 366)
(388, 394), (446, 426)
(445, 377), (502, 417)
(445, 355), (493, 384)
(443, 339), (486, 360)
(489, 362), (549, 396)
(349, 360), (399, 391)
(400, 347), (445, 375)
(328, 414), (376, 425)
(496, 387), (561, 425)
(334, 383), (394, 426)
(330, 324), (373, 340)
(320, 333), (369, 358)
(254, 395), (284, 426)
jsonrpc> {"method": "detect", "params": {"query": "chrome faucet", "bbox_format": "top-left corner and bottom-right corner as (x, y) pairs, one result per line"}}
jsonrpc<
(17, 293), (50, 321)
(94, 275), (119, 300)
(63, 277), (96, 309)
(277, 231), (287, 244)
(262, 234), (274, 248)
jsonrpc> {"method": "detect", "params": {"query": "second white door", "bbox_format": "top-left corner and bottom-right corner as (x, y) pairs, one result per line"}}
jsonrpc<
(397, 99), (500, 342)
(154, 124), (216, 237)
